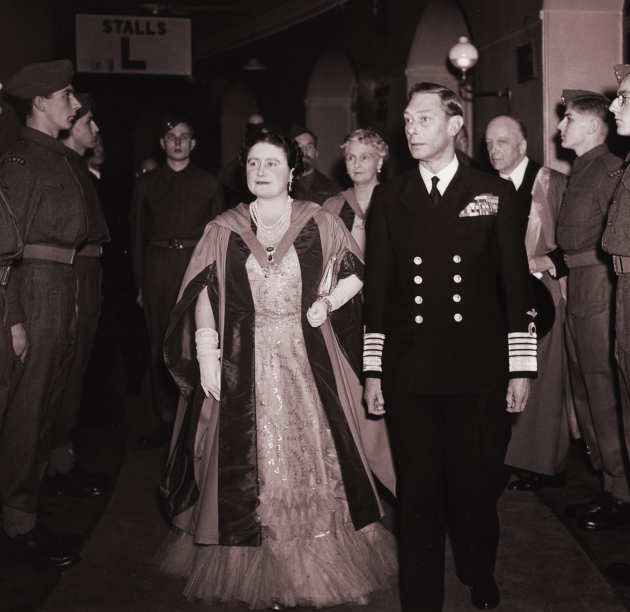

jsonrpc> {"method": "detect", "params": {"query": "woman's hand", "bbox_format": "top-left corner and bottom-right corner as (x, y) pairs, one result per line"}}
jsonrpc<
(307, 299), (329, 327)
(195, 327), (221, 400)
(198, 351), (221, 400)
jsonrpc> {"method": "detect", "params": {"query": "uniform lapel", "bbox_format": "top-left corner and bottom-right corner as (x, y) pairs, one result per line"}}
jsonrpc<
(400, 169), (432, 216)
(439, 164), (469, 216)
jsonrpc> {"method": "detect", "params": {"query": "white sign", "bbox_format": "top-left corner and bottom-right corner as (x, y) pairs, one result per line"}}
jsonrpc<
(75, 14), (191, 75)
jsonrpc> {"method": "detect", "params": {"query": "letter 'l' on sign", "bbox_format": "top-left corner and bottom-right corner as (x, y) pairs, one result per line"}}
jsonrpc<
(121, 37), (146, 70)
(75, 14), (191, 75)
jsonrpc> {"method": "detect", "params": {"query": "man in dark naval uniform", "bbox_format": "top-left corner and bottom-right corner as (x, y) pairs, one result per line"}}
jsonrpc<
(0, 60), (84, 568)
(363, 82), (537, 611)
(600, 62), (630, 589)
(291, 126), (340, 204)
(556, 89), (628, 530)
(44, 93), (110, 497)
(131, 115), (223, 447)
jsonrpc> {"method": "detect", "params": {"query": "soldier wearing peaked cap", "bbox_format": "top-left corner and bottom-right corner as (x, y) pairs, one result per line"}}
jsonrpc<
(362, 82), (537, 611)
(0, 60), (86, 568)
(556, 87), (629, 529)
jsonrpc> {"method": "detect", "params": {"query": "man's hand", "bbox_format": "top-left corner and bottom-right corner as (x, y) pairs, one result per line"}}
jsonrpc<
(529, 255), (555, 277)
(364, 377), (386, 416)
(136, 289), (143, 308)
(10, 322), (28, 362)
(506, 377), (530, 413)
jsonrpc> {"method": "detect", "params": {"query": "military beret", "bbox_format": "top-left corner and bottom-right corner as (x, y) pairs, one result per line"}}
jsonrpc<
(560, 89), (608, 105)
(614, 64), (630, 84)
(5, 59), (73, 100)
(160, 113), (193, 136)
(74, 93), (95, 121)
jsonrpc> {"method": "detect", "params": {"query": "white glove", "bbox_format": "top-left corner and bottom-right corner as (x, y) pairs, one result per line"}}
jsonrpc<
(195, 327), (221, 400)
(307, 274), (363, 327)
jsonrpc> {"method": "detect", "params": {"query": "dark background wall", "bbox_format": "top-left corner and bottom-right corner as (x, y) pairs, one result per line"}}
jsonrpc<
(0, 0), (558, 191)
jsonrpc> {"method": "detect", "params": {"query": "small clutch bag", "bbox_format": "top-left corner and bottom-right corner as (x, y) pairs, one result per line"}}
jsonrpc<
(317, 255), (338, 297)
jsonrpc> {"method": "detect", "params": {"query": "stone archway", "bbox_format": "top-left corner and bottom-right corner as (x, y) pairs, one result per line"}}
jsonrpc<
(541, 0), (624, 171)
(405, 0), (473, 154)
(304, 47), (356, 181)
(220, 79), (259, 168)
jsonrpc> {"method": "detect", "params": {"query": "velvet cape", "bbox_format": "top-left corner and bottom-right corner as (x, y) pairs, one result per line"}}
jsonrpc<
(160, 201), (395, 546)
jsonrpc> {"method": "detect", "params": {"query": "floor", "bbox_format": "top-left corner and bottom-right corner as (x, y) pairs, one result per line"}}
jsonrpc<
(2, 326), (630, 611)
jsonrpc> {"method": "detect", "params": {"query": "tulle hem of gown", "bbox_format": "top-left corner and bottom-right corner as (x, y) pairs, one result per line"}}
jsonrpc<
(157, 515), (397, 609)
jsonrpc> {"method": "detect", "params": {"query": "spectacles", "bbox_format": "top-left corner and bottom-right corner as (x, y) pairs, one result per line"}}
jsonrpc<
(165, 133), (193, 143)
(614, 93), (630, 108)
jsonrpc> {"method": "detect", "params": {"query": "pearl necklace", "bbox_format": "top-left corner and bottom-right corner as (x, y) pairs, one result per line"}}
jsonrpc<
(250, 197), (293, 262)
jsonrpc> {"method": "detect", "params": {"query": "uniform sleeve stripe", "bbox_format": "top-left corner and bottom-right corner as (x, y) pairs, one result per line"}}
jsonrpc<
(509, 355), (537, 372)
(363, 333), (385, 373)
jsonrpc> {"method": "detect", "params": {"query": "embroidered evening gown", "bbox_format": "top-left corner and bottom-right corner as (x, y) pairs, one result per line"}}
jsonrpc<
(159, 246), (396, 609)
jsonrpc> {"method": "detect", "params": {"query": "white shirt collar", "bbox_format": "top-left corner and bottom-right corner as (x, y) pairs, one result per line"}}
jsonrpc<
(418, 154), (459, 196)
(500, 156), (529, 191)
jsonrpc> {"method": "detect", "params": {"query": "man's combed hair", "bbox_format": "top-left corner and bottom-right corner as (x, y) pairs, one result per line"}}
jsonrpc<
(567, 95), (611, 123)
(408, 82), (464, 117)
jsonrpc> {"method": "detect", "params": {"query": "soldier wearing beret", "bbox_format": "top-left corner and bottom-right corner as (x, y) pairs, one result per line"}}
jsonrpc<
(0, 59), (84, 568)
(556, 89), (629, 530)
(131, 115), (223, 448)
(600, 61), (630, 588)
(42, 93), (110, 497)
(363, 82), (537, 611)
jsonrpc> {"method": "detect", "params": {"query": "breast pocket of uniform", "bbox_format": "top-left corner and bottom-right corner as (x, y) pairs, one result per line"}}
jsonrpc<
(454, 216), (495, 254)
(40, 183), (69, 232)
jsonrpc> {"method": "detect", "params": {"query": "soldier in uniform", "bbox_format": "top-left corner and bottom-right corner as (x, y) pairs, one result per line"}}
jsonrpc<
(0, 60), (84, 567)
(0, 78), (27, 413)
(291, 126), (340, 204)
(601, 64), (630, 586)
(363, 82), (537, 611)
(44, 93), (110, 497)
(485, 115), (570, 491)
(0, 180), (26, 425)
(555, 89), (629, 530)
(131, 115), (224, 447)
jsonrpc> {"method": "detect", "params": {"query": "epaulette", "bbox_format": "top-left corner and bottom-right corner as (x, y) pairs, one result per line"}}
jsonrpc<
(609, 160), (630, 178)
(0, 155), (26, 167)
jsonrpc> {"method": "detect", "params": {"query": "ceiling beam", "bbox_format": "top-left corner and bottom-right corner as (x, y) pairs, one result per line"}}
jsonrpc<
(194, 0), (350, 57)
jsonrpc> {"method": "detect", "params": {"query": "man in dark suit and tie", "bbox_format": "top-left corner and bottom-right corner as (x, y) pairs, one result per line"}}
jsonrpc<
(363, 83), (537, 611)
(485, 115), (570, 492)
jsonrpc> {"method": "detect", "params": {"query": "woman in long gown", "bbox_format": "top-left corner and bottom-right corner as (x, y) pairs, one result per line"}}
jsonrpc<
(322, 128), (389, 256)
(157, 129), (396, 609)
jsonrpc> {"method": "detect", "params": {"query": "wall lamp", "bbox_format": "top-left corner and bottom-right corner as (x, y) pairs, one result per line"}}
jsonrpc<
(448, 36), (511, 108)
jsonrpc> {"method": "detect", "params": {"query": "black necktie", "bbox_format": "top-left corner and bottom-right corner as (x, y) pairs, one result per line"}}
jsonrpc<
(430, 175), (441, 207)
